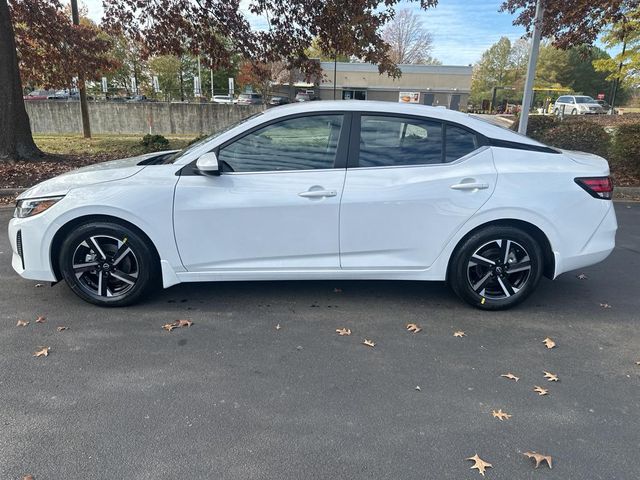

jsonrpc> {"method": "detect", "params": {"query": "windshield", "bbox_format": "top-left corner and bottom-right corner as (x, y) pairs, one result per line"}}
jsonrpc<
(575, 96), (596, 104)
(163, 112), (264, 164)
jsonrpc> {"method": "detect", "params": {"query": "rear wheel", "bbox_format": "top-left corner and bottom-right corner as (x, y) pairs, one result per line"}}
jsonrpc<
(571, 108), (578, 115)
(449, 226), (543, 310)
(59, 222), (158, 307)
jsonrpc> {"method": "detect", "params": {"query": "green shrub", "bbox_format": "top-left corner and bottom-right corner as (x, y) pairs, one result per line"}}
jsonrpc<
(537, 120), (611, 158)
(510, 115), (557, 142)
(141, 134), (169, 152)
(187, 134), (208, 146)
(611, 123), (640, 174)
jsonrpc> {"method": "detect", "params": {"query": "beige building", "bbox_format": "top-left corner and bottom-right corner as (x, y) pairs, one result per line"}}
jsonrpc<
(317, 62), (472, 111)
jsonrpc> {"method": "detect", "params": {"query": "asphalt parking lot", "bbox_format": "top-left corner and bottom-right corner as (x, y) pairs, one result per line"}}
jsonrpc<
(1, 203), (639, 480)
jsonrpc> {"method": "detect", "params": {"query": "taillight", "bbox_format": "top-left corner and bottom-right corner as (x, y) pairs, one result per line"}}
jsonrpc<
(575, 177), (613, 200)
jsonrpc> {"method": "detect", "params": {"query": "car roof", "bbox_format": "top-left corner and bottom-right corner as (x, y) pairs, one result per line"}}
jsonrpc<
(260, 101), (544, 146)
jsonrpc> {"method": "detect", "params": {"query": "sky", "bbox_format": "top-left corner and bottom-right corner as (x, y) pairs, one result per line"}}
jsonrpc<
(81, 0), (528, 66)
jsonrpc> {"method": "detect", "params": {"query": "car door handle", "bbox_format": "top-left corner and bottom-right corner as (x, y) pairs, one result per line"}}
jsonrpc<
(450, 182), (489, 191)
(298, 190), (337, 198)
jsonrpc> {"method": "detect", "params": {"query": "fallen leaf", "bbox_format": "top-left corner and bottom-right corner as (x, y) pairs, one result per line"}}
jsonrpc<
(501, 373), (519, 382)
(415, 386), (421, 391)
(35, 316), (46, 323)
(275, 324), (281, 330)
(543, 371), (559, 382)
(577, 273), (588, 280)
(492, 409), (512, 421)
(336, 327), (352, 336)
(524, 451), (553, 469)
(174, 319), (193, 328)
(636, 361), (640, 365)
(22, 475), (35, 480)
(406, 323), (422, 334)
(33, 347), (50, 357)
(454, 331), (466, 338)
(16, 320), (29, 327)
(35, 283), (43, 287)
(600, 303), (612, 309)
(362, 339), (375, 348)
(162, 323), (177, 332)
(56, 326), (68, 332)
(534, 386), (549, 396)
(543, 337), (556, 349)
(333, 287), (342, 293)
(466, 454), (493, 476)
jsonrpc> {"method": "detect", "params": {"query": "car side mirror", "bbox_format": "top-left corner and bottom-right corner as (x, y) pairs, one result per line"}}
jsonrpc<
(196, 152), (220, 176)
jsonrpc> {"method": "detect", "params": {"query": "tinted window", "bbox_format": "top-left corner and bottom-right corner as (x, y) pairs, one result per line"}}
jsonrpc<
(218, 114), (343, 172)
(445, 125), (478, 162)
(358, 115), (442, 167)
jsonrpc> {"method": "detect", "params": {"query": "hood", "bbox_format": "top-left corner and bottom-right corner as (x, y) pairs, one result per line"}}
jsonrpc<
(17, 150), (177, 200)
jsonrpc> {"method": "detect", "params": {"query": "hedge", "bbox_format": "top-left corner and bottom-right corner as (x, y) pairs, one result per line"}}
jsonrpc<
(611, 123), (640, 174)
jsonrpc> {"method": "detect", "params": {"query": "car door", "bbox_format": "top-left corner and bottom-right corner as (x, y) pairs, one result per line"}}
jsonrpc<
(339, 113), (497, 270)
(174, 113), (349, 271)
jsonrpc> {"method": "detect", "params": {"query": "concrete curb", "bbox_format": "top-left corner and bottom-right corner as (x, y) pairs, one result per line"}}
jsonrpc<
(0, 188), (26, 195)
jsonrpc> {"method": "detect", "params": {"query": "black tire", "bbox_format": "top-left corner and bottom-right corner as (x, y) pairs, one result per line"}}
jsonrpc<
(59, 221), (158, 307)
(571, 108), (577, 115)
(448, 226), (543, 310)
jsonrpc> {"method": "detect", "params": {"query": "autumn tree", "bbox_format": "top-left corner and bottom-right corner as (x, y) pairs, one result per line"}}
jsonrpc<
(0, 0), (39, 162)
(470, 37), (517, 104)
(382, 8), (440, 65)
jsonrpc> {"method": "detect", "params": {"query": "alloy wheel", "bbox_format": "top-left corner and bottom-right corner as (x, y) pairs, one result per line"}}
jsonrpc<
(466, 239), (532, 300)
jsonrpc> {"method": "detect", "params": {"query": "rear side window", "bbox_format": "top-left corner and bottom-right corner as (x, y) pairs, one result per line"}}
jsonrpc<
(445, 125), (478, 162)
(358, 115), (443, 167)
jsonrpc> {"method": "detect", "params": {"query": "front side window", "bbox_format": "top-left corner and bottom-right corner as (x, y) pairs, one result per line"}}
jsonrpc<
(218, 114), (343, 172)
(358, 115), (443, 167)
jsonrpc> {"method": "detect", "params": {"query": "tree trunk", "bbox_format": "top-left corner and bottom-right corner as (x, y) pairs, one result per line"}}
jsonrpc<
(0, 0), (41, 162)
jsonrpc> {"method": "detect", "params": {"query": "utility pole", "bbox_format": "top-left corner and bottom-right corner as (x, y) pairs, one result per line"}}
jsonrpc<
(333, 54), (337, 100)
(518, 0), (544, 135)
(70, 0), (91, 138)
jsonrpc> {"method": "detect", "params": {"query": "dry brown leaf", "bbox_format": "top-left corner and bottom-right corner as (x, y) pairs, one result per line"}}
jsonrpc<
(56, 326), (68, 332)
(33, 347), (50, 357)
(35, 316), (46, 323)
(162, 323), (177, 332)
(543, 337), (556, 349)
(491, 409), (512, 421)
(524, 451), (553, 469)
(362, 339), (375, 347)
(22, 475), (35, 480)
(275, 324), (281, 330)
(454, 331), (466, 338)
(501, 373), (519, 382)
(466, 454), (493, 476)
(406, 323), (422, 334)
(16, 320), (29, 327)
(534, 386), (549, 396)
(336, 328), (352, 336)
(174, 319), (193, 328)
(543, 371), (559, 382)
(600, 303), (612, 309)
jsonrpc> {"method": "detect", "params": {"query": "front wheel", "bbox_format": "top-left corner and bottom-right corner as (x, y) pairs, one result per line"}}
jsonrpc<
(449, 226), (543, 310)
(59, 222), (158, 307)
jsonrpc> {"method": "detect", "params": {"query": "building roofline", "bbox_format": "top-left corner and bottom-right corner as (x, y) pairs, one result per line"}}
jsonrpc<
(319, 62), (473, 75)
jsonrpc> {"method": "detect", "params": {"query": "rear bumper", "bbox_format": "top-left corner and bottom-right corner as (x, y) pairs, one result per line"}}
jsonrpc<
(8, 216), (57, 282)
(554, 202), (617, 277)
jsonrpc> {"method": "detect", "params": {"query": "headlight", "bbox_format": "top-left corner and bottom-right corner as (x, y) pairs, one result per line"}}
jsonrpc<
(14, 196), (64, 218)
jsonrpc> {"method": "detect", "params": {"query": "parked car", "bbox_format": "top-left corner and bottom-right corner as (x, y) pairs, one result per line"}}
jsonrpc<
(212, 95), (236, 104)
(295, 92), (312, 102)
(8, 101), (616, 310)
(237, 93), (263, 105)
(554, 95), (604, 115)
(269, 96), (290, 106)
(23, 90), (56, 101)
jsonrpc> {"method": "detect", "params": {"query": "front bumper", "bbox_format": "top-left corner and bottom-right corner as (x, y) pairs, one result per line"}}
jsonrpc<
(8, 215), (58, 282)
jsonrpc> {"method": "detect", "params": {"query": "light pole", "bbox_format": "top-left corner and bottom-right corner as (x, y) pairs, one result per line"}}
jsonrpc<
(70, 0), (91, 138)
(518, 0), (544, 135)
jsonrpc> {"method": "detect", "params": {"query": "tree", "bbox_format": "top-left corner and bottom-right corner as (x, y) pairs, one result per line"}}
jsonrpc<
(0, 0), (40, 161)
(500, 0), (633, 50)
(593, 7), (639, 108)
(470, 37), (516, 104)
(382, 8), (440, 64)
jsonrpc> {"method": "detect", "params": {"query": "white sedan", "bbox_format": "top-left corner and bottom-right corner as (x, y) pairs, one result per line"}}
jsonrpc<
(8, 101), (617, 310)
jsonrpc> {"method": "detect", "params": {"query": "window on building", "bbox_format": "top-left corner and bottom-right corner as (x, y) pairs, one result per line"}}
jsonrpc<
(342, 90), (367, 101)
